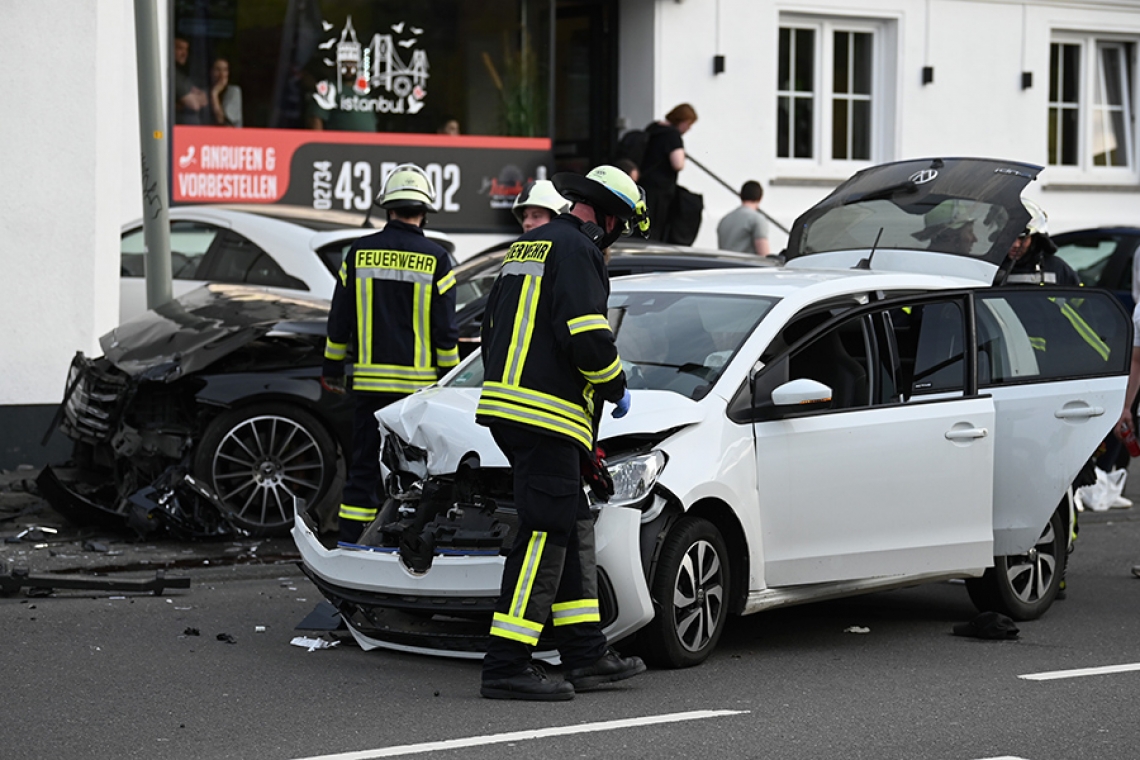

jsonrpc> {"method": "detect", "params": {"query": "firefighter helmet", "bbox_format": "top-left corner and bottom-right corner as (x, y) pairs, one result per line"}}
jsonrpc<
(553, 165), (650, 238)
(1022, 197), (1048, 236)
(511, 180), (570, 225)
(379, 164), (436, 212)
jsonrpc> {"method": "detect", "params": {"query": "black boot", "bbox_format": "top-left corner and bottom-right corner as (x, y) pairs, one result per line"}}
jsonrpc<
(564, 648), (646, 691)
(481, 662), (574, 701)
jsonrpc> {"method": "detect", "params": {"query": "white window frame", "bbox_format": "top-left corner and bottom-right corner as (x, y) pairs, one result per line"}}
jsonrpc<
(776, 14), (897, 179)
(1048, 31), (1138, 183)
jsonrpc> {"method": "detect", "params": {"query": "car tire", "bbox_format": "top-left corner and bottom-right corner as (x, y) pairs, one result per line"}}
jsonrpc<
(193, 404), (337, 537)
(639, 516), (730, 668)
(965, 502), (1067, 621)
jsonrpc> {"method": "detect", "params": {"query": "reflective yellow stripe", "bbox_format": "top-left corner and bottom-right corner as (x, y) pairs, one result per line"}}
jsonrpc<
(413, 282), (431, 368)
(483, 381), (588, 421)
(567, 314), (611, 335)
(1056, 300), (1111, 360)
(504, 275), (540, 386)
(581, 355), (622, 384)
(1029, 336), (1047, 352)
(354, 364), (437, 380)
(476, 401), (593, 449)
(551, 599), (600, 626)
(339, 504), (377, 522)
(324, 339), (347, 361)
(337, 260), (348, 287)
(510, 531), (547, 619)
(489, 612), (542, 645)
(437, 271), (456, 294)
(353, 377), (431, 394)
(356, 277), (371, 366)
(437, 346), (459, 368)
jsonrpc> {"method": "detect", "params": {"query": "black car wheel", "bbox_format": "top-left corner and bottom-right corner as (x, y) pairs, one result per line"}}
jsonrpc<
(966, 502), (1068, 621)
(193, 404), (337, 536)
(640, 516), (730, 668)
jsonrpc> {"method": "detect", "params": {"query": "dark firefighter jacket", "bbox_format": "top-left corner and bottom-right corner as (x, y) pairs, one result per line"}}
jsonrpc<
(323, 219), (459, 393)
(477, 214), (626, 450)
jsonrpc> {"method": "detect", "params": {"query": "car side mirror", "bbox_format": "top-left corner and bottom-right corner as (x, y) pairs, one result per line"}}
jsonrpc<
(771, 378), (833, 407)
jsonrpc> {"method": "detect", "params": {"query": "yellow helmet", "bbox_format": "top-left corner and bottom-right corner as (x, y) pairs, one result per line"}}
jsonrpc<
(379, 163), (436, 212)
(511, 180), (569, 225)
(553, 164), (650, 237)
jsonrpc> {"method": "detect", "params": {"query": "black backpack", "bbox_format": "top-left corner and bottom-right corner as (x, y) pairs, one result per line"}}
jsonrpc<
(616, 129), (649, 168)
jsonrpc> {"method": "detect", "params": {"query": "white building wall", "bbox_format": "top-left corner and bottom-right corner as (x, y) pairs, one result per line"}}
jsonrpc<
(0, 0), (130, 408)
(626, 0), (1140, 252)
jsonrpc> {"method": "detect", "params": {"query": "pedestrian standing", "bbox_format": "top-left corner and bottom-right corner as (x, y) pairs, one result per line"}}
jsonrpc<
(640, 103), (697, 242)
(716, 180), (770, 255)
(476, 165), (649, 700)
(322, 164), (459, 546)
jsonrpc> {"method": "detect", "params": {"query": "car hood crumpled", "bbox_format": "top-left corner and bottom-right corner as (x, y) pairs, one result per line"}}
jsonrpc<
(99, 284), (330, 378)
(377, 387), (706, 476)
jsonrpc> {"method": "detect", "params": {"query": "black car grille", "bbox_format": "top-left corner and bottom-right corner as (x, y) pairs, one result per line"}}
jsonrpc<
(61, 356), (131, 443)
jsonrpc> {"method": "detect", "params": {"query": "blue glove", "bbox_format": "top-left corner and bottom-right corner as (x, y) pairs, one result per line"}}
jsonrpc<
(612, 389), (631, 418)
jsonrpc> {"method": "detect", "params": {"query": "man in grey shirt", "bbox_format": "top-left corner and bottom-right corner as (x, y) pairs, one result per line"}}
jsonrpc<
(717, 180), (770, 256)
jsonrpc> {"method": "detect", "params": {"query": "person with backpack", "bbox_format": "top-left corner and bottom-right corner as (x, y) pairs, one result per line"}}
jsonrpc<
(637, 104), (698, 242)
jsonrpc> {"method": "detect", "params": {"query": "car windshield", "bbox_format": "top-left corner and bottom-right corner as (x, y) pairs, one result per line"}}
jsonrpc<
(446, 291), (777, 400)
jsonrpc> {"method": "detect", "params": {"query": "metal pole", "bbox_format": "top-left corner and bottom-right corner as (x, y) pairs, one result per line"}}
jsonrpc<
(134, 0), (173, 311)
(686, 153), (790, 234)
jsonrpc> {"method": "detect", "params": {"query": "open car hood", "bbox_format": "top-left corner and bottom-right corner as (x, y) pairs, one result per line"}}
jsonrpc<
(784, 157), (1041, 283)
(100, 284), (330, 378)
(378, 388), (706, 476)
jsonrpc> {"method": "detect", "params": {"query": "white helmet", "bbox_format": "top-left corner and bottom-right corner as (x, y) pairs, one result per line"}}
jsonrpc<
(1022, 197), (1048, 236)
(511, 180), (569, 225)
(379, 163), (436, 212)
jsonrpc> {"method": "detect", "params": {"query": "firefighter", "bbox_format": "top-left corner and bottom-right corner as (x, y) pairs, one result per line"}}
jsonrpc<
(476, 165), (650, 701)
(511, 179), (569, 233)
(322, 164), (459, 546)
(1003, 198), (1081, 286)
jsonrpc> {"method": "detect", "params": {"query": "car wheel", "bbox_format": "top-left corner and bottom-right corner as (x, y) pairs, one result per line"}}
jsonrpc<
(639, 516), (730, 668)
(193, 404), (337, 537)
(966, 504), (1067, 621)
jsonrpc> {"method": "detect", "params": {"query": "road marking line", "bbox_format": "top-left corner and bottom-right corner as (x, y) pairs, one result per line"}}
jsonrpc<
(973, 756), (1031, 760)
(1019, 662), (1140, 681)
(290, 709), (749, 760)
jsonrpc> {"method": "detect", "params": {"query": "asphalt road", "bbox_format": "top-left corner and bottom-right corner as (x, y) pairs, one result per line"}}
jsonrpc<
(3, 471), (1140, 760)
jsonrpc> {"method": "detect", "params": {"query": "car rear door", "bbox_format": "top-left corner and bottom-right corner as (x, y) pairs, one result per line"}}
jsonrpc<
(750, 294), (996, 587)
(119, 220), (226, 323)
(975, 287), (1131, 554)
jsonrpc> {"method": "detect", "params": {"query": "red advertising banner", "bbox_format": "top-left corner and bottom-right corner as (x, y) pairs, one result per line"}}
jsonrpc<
(172, 126), (554, 232)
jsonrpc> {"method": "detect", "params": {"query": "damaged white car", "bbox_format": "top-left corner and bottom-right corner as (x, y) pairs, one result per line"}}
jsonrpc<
(295, 157), (1131, 668)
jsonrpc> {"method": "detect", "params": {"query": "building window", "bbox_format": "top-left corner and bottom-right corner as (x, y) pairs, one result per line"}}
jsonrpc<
(1049, 35), (1136, 174)
(778, 17), (885, 166)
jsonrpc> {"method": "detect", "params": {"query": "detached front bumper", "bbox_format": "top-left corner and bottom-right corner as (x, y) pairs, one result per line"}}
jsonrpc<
(292, 504), (655, 661)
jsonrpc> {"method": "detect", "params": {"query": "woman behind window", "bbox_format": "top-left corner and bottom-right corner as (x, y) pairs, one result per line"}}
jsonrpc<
(208, 58), (243, 128)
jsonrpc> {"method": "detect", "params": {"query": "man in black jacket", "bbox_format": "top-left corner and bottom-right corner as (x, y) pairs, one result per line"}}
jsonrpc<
(322, 164), (459, 546)
(477, 165), (649, 700)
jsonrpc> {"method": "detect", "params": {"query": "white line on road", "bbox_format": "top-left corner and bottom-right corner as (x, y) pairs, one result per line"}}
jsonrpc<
(290, 709), (749, 760)
(1019, 662), (1140, 681)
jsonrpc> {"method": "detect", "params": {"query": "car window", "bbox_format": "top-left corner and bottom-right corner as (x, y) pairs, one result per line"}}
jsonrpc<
(452, 254), (505, 312)
(205, 230), (302, 289)
(976, 289), (1129, 384)
(1053, 236), (1120, 288)
(316, 240), (353, 275)
(121, 221), (218, 279)
(446, 291), (778, 400)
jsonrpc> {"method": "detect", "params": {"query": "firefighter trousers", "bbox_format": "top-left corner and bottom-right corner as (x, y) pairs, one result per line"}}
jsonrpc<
(483, 424), (607, 680)
(338, 390), (401, 543)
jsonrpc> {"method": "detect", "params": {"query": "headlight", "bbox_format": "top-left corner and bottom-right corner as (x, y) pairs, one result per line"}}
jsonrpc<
(606, 450), (666, 509)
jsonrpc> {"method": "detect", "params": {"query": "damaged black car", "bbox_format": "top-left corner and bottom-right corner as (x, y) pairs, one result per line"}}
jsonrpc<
(39, 285), (350, 538)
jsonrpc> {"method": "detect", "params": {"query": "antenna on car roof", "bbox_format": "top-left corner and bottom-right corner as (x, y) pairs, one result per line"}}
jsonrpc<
(853, 228), (884, 270)
(361, 198), (377, 229)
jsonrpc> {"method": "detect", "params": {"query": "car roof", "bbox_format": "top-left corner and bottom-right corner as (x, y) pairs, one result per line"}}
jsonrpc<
(1053, 227), (1140, 238)
(609, 263), (980, 300)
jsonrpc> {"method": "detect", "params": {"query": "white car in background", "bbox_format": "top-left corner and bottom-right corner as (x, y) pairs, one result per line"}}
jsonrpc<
(119, 205), (455, 323)
(294, 157), (1132, 669)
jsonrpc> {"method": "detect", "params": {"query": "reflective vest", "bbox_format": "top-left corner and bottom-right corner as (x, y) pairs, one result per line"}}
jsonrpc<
(476, 215), (626, 450)
(323, 219), (459, 394)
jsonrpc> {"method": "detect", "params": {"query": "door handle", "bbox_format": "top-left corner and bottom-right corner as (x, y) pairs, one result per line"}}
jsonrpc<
(1055, 406), (1105, 419)
(945, 427), (988, 441)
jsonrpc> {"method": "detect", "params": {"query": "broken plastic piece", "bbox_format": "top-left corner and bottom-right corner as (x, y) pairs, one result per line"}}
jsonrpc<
(844, 626), (871, 634)
(290, 635), (339, 651)
(216, 633), (237, 644)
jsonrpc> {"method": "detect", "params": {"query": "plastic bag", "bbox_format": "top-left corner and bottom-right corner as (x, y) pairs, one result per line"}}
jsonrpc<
(1076, 467), (1128, 512)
